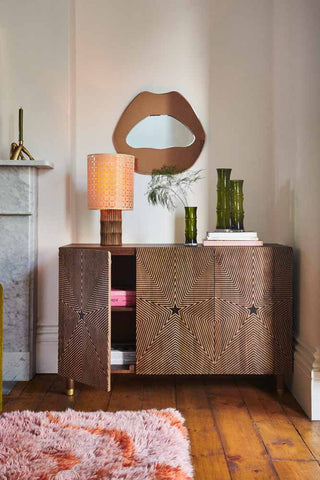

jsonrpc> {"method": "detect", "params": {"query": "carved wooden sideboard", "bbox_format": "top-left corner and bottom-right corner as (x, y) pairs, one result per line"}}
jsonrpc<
(58, 244), (293, 394)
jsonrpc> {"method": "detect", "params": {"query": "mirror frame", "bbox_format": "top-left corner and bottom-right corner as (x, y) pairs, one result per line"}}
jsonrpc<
(113, 91), (205, 175)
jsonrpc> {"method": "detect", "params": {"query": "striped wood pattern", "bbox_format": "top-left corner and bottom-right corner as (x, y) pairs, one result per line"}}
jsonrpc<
(58, 248), (111, 390)
(136, 247), (215, 374)
(214, 246), (293, 374)
(100, 209), (122, 245)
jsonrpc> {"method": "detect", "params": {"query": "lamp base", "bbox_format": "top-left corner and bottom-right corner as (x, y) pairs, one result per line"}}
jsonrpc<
(100, 210), (122, 245)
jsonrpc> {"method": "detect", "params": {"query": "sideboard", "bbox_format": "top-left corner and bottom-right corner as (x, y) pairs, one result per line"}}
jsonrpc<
(58, 244), (293, 395)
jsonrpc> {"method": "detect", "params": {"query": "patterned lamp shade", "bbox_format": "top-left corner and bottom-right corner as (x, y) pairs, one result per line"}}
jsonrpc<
(87, 153), (135, 246)
(87, 153), (134, 211)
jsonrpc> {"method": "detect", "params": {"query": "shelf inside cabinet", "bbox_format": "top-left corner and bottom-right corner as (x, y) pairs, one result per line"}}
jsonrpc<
(112, 306), (136, 312)
(111, 364), (135, 374)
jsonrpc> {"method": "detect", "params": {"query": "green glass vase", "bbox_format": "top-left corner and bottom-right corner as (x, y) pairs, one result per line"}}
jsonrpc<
(230, 180), (244, 231)
(185, 207), (197, 245)
(216, 168), (232, 230)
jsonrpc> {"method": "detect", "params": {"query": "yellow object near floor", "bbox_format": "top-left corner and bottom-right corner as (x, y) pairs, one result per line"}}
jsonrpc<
(0, 284), (2, 411)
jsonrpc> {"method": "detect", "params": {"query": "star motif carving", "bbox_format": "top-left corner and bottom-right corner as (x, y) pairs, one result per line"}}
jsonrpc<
(78, 310), (85, 320)
(170, 304), (181, 315)
(248, 304), (258, 315)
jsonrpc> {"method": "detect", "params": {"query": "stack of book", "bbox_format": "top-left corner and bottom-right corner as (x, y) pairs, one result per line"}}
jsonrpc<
(203, 231), (263, 246)
(111, 344), (136, 365)
(111, 289), (136, 307)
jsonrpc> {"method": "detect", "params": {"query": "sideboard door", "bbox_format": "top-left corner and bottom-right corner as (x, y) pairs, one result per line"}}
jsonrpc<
(136, 247), (215, 374)
(58, 248), (111, 391)
(214, 246), (293, 374)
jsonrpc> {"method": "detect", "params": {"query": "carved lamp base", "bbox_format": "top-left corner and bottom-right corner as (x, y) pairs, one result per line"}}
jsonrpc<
(100, 209), (122, 245)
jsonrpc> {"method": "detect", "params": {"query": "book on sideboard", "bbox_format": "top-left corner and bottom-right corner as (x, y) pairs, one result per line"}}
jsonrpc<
(203, 240), (263, 246)
(207, 231), (258, 240)
(111, 344), (136, 365)
(111, 289), (136, 307)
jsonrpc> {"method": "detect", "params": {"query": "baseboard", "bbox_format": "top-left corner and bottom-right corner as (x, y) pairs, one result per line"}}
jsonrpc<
(36, 323), (58, 373)
(289, 337), (320, 420)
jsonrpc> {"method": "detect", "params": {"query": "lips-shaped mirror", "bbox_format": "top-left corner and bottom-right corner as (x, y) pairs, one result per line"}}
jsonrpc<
(113, 91), (205, 175)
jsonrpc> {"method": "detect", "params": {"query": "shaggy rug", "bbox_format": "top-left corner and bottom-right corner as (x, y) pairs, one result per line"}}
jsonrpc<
(0, 408), (193, 479)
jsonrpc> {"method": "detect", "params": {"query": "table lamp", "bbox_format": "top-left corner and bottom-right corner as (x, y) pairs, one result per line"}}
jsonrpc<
(87, 153), (134, 245)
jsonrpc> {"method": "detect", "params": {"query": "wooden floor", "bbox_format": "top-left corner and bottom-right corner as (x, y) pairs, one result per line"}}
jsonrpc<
(2, 374), (320, 479)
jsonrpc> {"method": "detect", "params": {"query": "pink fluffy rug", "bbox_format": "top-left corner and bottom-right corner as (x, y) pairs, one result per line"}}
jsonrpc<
(0, 408), (193, 479)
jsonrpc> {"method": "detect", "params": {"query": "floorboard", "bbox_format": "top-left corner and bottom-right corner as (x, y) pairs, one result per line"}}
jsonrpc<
(237, 377), (290, 424)
(256, 422), (314, 461)
(142, 375), (176, 410)
(107, 374), (143, 412)
(206, 377), (278, 479)
(2, 374), (320, 480)
(280, 391), (320, 462)
(273, 460), (320, 480)
(36, 376), (76, 412)
(74, 383), (111, 412)
(182, 406), (231, 480)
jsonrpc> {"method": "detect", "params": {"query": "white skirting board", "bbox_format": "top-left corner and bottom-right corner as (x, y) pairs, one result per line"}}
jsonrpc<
(289, 336), (320, 421)
(36, 324), (58, 373)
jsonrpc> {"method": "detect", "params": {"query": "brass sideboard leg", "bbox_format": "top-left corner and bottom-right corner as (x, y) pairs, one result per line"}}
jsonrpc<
(66, 378), (74, 396)
(276, 374), (284, 396)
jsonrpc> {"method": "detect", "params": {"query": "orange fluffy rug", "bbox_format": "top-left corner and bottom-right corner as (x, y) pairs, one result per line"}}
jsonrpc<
(0, 408), (193, 479)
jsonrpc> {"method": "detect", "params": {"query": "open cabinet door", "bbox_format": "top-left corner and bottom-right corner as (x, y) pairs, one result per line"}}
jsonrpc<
(58, 248), (111, 391)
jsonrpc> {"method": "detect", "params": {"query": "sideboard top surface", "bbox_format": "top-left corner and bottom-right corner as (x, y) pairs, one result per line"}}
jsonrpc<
(60, 243), (292, 256)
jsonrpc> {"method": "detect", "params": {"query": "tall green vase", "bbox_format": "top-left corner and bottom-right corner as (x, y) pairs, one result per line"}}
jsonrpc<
(230, 180), (244, 231)
(185, 207), (197, 245)
(216, 168), (231, 230)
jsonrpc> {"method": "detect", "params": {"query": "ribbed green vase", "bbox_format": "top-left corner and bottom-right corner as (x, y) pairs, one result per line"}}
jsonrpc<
(185, 207), (197, 245)
(216, 168), (231, 230)
(230, 180), (244, 231)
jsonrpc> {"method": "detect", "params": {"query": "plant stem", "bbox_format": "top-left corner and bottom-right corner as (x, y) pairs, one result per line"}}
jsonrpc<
(167, 187), (187, 208)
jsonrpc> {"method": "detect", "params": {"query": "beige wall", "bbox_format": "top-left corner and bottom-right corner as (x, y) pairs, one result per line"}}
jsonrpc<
(0, 0), (71, 372)
(0, 1), (319, 395)
(209, 0), (275, 239)
(73, 0), (211, 244)
(293, 0), (320, 346)
(273, 0), (320, 347)
(73, 0), (276, 241)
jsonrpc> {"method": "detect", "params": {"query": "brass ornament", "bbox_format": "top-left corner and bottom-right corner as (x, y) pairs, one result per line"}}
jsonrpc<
(10, 108), (34, 160)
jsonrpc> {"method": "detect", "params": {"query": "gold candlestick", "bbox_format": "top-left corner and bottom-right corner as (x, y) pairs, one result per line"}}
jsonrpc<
(10, 107), (34, 161)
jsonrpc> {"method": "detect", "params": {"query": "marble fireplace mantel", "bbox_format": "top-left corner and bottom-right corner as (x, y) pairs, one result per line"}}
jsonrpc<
(0, 159), (54, 380)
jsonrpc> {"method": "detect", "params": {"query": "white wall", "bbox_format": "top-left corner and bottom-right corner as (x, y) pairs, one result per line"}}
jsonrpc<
(0, 0), (71, 373)
(274, 0), (320, 343)
(273, 0), (320, 419)
(73, 0), (211, 244)
(1, 0), (319, 417)
(209, 0), (274, 239)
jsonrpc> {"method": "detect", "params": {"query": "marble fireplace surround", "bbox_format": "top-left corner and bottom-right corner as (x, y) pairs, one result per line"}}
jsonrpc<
(0, 160), (53, 380)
